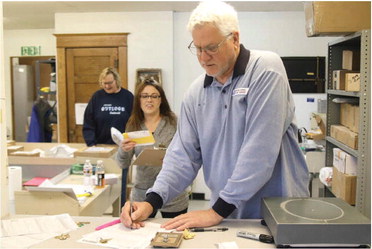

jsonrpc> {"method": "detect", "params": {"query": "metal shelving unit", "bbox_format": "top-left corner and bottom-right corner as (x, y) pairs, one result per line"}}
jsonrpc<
(35, 58), (56, 95)
(326, 30), (370, 218)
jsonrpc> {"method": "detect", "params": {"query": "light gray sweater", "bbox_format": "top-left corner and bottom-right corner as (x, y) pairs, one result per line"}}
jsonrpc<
(148, 47), (309, 219)
(116, 117), (189, 212)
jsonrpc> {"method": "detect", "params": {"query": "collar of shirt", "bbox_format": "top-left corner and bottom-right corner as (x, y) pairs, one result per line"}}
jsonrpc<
(203, 44), (251, 88)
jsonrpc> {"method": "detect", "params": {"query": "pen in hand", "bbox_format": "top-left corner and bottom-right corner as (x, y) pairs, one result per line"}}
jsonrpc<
(190, 227), (228, 232)
(129, 200), (134, 229)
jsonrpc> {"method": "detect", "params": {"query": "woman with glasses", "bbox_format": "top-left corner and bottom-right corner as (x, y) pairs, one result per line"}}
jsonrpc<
(116, 79), (189, 218)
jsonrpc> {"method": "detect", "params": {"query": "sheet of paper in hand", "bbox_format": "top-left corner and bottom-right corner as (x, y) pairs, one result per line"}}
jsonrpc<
(123, 130), (155, 146)
(111, 127), (123, 146)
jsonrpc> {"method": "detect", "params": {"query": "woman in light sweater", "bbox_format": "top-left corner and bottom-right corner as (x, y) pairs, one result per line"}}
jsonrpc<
(116, 79), (189, 218)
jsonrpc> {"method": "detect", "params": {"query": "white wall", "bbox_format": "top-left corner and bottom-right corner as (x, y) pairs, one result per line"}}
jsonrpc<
(1, 2), (10, 218)
(173, 11), (335, 114)
(55, 11), (174, 103)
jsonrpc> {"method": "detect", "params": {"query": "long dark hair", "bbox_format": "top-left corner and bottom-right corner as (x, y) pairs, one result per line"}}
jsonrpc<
(126, 79), (176, 131)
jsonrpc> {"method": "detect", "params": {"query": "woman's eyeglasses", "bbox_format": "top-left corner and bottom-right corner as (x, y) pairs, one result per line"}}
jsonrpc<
(140, 94), (161, 99)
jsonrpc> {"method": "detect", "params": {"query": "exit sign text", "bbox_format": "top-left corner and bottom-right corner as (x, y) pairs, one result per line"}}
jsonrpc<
(21, 46), (41, 56)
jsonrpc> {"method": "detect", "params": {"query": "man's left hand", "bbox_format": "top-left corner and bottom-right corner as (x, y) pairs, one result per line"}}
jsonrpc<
(160, 209), (223, 231)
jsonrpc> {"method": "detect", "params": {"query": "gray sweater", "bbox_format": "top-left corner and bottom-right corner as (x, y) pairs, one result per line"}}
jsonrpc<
(116, 117), (189, 212)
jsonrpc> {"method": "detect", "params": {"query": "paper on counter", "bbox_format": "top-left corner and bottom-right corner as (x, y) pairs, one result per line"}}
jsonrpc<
(216, 241), (239, 249)
(27, 181), (92, 203)
(79, 221), (163, 248)
(1, 214), (78, 248)
(44, 144), (77, 158)
(11, 149), (43, 156)
(84, 147), (113, 152)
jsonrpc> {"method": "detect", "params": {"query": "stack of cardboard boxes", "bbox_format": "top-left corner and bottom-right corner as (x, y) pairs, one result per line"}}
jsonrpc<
(331, 101), (359, 205)
(330, 42), (360, 153)
(330, 47), (360, 150)
(332, 50), (361, 92)
(332, 148), (357, 205)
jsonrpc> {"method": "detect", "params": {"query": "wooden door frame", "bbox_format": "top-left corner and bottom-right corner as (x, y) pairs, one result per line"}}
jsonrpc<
(54, 33), (129, 143)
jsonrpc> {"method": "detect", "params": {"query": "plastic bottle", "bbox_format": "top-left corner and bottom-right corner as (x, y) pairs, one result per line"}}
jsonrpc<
(83, 159), (93, 190)
(96, 160), (105, 188)
(50, 72), (56, 92)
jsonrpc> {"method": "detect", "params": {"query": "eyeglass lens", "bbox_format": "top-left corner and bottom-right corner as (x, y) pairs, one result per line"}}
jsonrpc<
(140, 94), (161, 99)
(188, 33), (232, 55)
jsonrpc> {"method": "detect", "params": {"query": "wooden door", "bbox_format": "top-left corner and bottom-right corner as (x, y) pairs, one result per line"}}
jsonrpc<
(66, 47), (118, 143)
(55, 33), (128, 143)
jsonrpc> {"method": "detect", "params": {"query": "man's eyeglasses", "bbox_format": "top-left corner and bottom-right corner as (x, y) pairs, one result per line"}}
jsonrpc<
(188, 33), (233, 56)
(140, 94), (161, 99)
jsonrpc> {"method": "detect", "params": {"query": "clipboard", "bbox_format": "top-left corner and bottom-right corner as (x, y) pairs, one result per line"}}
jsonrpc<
(25, 186), (78, 200)
(132, 148), (166, 167)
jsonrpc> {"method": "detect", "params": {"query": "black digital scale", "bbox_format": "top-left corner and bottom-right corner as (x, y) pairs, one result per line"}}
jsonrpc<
(261, 197), (371, 247)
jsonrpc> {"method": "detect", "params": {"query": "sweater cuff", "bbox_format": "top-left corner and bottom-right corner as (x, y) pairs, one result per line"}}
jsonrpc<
(212, 197), (236, 218)
(145, 192), (163, 210)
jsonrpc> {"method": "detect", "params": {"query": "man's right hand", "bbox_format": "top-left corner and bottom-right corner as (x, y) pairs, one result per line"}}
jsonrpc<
(120, 201), (154, 229)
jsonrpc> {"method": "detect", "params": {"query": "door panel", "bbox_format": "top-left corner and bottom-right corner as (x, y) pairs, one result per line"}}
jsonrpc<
(66, 47), (118, 143)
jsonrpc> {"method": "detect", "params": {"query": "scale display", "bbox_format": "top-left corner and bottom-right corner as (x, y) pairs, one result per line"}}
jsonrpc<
(262, 197), (371, 247)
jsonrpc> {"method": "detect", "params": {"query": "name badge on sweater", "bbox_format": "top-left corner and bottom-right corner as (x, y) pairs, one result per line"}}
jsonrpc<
(232, 88), (249, 96)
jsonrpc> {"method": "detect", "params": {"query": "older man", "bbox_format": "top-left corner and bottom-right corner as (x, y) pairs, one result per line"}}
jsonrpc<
(121, 1), (309, 230)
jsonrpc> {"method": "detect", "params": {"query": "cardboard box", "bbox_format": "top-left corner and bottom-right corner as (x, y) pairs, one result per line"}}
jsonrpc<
(330, 125), (358, 149)
(342, 50), (360, 71)
(7, 145), (24, 154)
(9, 151), (41, 157)
(340, 103), (360, 133)
(305, 2), (371, 37)
(332, 167), (356, 205)
(345, 73), (361, 92)
(333, 148), (357, 175)
(74, 146), (117, 158)
(7, 140), (16, 146)
(333, 70), (357, 90)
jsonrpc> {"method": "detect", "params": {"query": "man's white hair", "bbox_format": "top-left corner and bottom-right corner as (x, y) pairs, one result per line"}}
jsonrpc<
(187, 1), (240, 36)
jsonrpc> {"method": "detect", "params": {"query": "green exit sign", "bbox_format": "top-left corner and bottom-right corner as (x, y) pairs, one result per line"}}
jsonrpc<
(21, 46), (41, 56)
